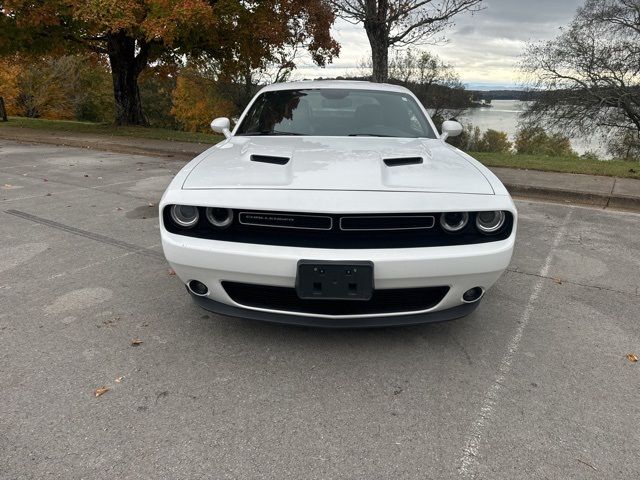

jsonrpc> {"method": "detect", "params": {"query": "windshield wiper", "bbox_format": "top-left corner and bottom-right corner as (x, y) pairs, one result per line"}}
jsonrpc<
(348, 133), (395, 137)
(240, 130), (306, 136)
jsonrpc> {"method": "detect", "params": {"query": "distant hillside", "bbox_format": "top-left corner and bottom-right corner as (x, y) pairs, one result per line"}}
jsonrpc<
(469, 90), (540, 101)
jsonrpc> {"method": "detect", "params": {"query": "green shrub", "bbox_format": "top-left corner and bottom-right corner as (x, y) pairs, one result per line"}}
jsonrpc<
(477, 129), (512, 153)
(449, 125), (512, 153)
(607, 130), (640, 161)
(515, 127), (575, 156)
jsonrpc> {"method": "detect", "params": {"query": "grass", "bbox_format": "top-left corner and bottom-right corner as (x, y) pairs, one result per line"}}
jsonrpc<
(471, 151), (640, 180)
(0, 116), (222, 144)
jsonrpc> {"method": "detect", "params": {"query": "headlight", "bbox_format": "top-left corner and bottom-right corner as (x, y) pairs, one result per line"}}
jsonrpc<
(206, 207), (234, 228)
(476, 211), (506, 234)
(440, 212), (469, 232)
(170, 204), (199, 228)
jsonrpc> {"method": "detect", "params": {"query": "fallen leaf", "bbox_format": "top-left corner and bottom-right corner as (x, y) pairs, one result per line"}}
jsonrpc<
(627, 353), (638, 363)
(168, 268), (176, 276)
(115, 376), (124, 383)
(94, 386), (109, 397)
(553, 277), (563, 285)
(131, 338), (143, 346)
(148, 202), (154, 207)
(101, 316), (120, 327)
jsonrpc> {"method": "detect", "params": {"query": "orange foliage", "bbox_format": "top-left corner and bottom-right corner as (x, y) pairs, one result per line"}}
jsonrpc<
(0, 54), (113, 120)
(0, 57), (21, 115)
(171, 72), (235, 132)
(2, 0), (339, 125)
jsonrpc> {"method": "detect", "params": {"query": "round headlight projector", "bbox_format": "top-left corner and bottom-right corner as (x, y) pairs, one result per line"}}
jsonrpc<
(440, 212), (469, 232)
(476, 211), (505, 233)
(170, 204), (199, 228)
(206, 207), (234, 228)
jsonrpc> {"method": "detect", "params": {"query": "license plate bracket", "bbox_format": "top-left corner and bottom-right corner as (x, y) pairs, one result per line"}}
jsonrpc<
(296, 260), (374, 300)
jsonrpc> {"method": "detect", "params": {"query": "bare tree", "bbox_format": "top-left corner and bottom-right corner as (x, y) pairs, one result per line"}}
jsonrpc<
(330, 0), (482, 82)
(352, 49), (470, 124)
(388, 50), (470, 122)
(521, 0), (640, 159)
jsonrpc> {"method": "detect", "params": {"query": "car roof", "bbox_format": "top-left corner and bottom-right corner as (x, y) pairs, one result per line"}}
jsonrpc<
(258, 80), (413, 95)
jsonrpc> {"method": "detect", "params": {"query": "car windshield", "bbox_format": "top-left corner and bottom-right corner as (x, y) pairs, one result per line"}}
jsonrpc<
(235, 88), (437, 138)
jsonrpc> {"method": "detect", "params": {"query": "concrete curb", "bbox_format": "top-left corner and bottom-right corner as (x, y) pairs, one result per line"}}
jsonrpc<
(504, 183), (640, 213)
(0, 131), (206, 160)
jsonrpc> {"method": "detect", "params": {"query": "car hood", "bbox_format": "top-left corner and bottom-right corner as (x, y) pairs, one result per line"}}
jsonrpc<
(182, 136), (494, 195)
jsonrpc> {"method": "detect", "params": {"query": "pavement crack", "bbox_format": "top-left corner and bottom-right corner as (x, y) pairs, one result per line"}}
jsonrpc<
(448, 332), (473, 366)
(506, 268), (638, 297)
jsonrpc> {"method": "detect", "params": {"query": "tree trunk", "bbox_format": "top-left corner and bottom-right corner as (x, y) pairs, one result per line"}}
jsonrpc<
(106, 31), (148, 126)
(0, 97), (7, 122)
(364, 21), (389, 83)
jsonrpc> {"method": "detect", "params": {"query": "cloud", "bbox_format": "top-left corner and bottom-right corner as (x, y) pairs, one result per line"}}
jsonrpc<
(293, 0), (585, 87)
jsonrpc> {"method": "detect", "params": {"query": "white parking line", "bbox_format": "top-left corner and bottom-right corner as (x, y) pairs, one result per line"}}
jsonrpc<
(458, 207), (574, 478)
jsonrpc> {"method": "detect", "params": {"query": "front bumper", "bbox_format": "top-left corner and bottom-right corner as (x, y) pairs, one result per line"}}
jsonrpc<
(161, 230), (515, 325)
(189, 291), (481, 328)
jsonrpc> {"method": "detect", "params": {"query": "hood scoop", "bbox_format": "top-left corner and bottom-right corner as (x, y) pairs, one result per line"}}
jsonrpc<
(384, 157), (423, 167)
(251, 154), (290, 165)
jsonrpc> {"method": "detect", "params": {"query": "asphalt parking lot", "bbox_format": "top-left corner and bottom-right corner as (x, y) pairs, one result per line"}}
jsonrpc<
(1, 140), (639, 479)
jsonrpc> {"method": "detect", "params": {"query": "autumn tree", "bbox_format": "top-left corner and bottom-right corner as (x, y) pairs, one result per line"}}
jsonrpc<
(0, 0), (339, 126)
(330, 0), (482, 83)
(171, 65), (236, 132)
(0, 54), (114, 120)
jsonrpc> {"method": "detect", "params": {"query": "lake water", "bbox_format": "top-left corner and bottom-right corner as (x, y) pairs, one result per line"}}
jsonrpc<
(456, 99), (601, 155)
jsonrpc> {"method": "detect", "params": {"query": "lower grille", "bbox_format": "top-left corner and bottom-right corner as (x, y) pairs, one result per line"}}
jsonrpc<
(222, 282), (449, 316)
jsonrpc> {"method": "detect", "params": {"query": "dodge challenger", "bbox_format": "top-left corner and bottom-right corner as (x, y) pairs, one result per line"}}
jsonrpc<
(160, 81), (517, 327)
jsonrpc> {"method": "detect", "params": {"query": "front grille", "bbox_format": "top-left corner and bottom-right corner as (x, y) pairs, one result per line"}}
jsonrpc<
(222, 282), (449, 316)
(163, 208), (514, 249)
(339, 215), (435, 231)
(239, 212), (332, 230)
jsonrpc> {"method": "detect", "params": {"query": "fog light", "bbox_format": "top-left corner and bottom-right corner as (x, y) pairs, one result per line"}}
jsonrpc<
(187, 280), (209, 296)
(462, 287), (484, 303)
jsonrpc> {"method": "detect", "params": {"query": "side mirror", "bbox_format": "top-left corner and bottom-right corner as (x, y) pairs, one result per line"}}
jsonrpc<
(440, 120), (463, 141)
(211, 117), (232, 138)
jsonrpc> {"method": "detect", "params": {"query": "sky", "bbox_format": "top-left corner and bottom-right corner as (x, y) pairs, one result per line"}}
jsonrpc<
(293, 0), (585, 89)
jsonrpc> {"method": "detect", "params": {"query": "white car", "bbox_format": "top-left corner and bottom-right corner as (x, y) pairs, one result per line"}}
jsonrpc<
(160, 80), (517, 327)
